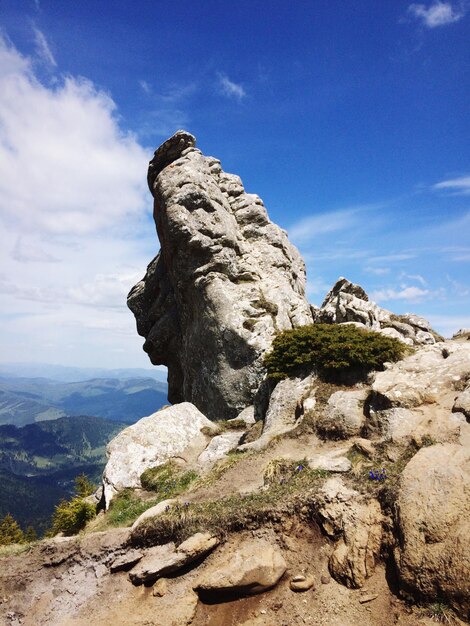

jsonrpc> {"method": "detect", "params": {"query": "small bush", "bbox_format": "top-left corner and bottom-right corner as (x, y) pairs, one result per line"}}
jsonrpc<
(51, 497), (96, 536)
(49, 473), (97, 536)
(0, 513), (25, 545)
(140, 461), (198, 497)
(264, 323), (408, 382)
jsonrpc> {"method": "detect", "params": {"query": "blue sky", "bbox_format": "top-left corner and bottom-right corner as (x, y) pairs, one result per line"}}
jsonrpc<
(0, 0), (469, 369)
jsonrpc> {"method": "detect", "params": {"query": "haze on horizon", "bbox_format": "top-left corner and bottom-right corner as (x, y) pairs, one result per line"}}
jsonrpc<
(0, 0), (469, 370)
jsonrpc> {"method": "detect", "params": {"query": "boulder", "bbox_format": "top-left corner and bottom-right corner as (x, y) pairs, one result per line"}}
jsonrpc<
(131, 499), (177, 531)
(197, 431), (243, 466)
(452, 386), (470, 420)
(194, 539), (286, 597)
(316, 389), (368, 438)
(239, 376), (314, 450)
(316, 478), (383, 588)
(394, 443), (470, 619)
(129, 533), (219, 585)
(128, 131), (313, 420)
(102, 402), (216, 506)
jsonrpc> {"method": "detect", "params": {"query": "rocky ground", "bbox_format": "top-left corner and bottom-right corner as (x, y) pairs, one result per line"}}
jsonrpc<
(1, 335), (469, 626)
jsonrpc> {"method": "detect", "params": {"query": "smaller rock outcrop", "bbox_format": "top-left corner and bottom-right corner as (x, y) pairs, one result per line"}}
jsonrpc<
(194, 539), (287, 597)
(314, 277), (438, 346)
(103, 403), (217, 506)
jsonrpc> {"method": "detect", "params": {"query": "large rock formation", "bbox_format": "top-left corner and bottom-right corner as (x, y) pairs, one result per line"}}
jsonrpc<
(128, 131), (313, 420)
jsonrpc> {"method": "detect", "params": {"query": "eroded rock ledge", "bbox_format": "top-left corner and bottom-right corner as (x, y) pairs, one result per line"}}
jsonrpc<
(128, 131), (312, 420)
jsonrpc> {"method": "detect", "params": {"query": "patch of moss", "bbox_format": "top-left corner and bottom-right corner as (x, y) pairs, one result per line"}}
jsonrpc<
(264, 323), (409, 383)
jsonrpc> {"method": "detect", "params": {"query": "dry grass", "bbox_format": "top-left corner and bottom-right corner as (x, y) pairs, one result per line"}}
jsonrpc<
(131, 461), (330, 547)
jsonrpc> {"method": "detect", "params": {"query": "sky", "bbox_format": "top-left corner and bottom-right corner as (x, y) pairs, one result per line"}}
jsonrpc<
(0, 0), (469, 369)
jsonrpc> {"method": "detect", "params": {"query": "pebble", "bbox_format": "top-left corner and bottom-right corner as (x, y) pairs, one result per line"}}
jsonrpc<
(359, 593), (378, 604)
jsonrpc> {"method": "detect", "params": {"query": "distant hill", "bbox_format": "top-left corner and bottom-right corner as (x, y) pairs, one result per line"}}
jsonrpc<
(0, 375), (168, 426)
(0, 362), (168, 383)
(0, 415), (126, 534)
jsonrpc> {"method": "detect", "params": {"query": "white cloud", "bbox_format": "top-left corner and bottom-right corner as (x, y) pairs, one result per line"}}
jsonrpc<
(0, 35), (149, 236)
(370, 285), (435, 302)
(0, 35), (161, 368)
(433, 174), (470, 195)
(139, 80), (151, 94)
(218, 73), (246, 100)
(408, 1), (466, 27)
(365, 266), (391, 275)
(33, 27), (56, 67)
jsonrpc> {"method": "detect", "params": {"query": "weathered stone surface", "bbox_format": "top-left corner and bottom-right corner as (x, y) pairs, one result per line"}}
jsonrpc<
(314, 277), (386, 330)
(354, 438), (375, 458)
(394, 443), (470, 618)
(197, 431), (243, 466)
(109, 549), (144, 573)
(129, 533), (219, 585)
(453, 386), (470, 420)
(371, 343), (470, 410)
(308, 453), (352, 473)
(233, 405), (256, 425)
(316, 389), (368, 438)
(239, 376), (314, 450)
(194, 539), (286, 596)
(316, 478), (383, 588)
(313, 277), (437, 346)
(366, 342), (470, 443)
(103, 402), (216, 506)
(128, 131), (313, 420)
(453, 328), (470, 340)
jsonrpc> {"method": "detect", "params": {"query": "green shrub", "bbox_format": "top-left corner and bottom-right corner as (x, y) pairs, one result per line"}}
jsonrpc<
(264, 323), (408, 381)
(0, 513), (25, 545)
(49, 473), (97, 536)
(51, 497), (96, 536)
(140, 461), (198, 497)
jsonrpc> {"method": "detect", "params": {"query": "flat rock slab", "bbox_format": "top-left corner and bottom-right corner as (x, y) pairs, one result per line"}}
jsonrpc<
(129, 533), (219, 585)
(110, 549), (144, 573)
(194, 539), (286, 597)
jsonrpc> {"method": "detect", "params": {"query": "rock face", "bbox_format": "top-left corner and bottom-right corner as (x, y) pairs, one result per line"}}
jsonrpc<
(314, 277), (438, 346)
(194, 539), (286, 597)
(316, 478), (383, 588)
(315, 389), (368, 439)
(395, 444), (470, 618)
(102, 402), (216, 506)
(239, 375), (314, 450)
(368, 342), (470, 442)
(128, 131), (313, 420)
